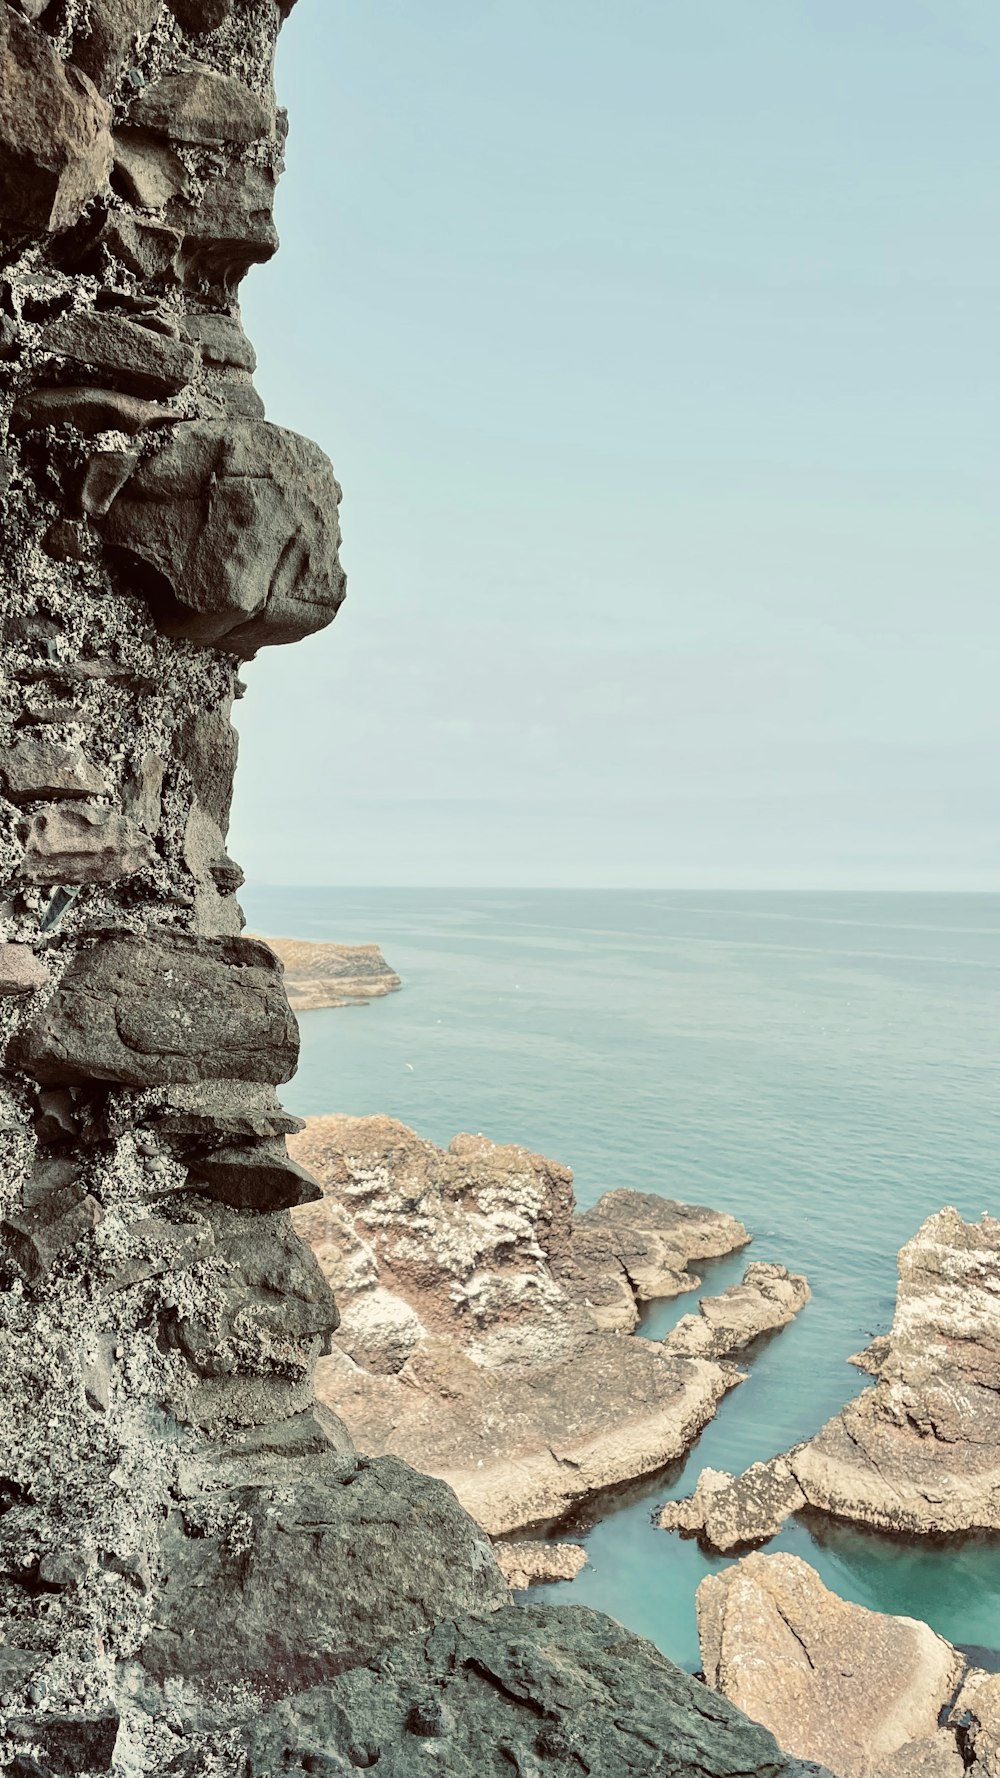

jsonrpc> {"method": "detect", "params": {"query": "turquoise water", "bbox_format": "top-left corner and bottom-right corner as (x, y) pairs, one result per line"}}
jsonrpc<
(242, 887), (1000, 1670)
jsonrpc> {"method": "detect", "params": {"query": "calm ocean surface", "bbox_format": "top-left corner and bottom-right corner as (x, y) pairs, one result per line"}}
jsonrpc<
(242, 887), (1000, 1670)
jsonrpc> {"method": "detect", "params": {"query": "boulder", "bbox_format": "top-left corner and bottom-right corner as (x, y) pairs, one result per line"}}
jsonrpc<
(0, 9), (113, 236)
(186, 1140), (322, 1211)
(234, 1604), (831, 1777)
(70, 0), (161, 96)
(0, 944), (48, 995)
(166, 0), (234, 29)
(3, 738), (108, 803)
(111, 129), (189, 209)
(698, 1552), (966, 1778)
(662, 1261), (810, 1360)
(100, 419), (346, 654)
(129, 61), (273, 144)
(40, 309), (198, 396)
(140, 1450), (509, 1697)
(9, 933), (298, 1087)
(19, 803), (154, 885)
(10, 385), (176, 435)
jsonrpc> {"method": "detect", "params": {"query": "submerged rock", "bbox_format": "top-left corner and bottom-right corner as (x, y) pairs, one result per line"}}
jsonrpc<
(658, 1456), (807, 1551)
(698, 1552), (968, 1778)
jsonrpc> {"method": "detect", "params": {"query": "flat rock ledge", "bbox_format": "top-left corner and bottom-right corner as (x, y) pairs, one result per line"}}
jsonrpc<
(493, 1539), (588, 1589)
(287, 1115), (810, 1535)
(663, 1207), (1000, 1551)
(257, 935), (402, 1011)
(699, 1549), (1000, 1778)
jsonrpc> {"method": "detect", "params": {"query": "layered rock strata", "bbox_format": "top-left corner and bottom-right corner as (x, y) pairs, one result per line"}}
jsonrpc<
(258, 934), (402, 1011)
(0, 7), (834, 1774)
(663, 1208), (1000, 1550)
(698, 1550), (1000, 1778)
(288, 1116), (810, 1535)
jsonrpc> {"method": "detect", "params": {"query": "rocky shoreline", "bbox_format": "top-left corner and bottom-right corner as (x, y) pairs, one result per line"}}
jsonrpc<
(257, 935), (402, 1011)
(289, 1114), (810, 1535)
(660, 1207), (1000, 1552)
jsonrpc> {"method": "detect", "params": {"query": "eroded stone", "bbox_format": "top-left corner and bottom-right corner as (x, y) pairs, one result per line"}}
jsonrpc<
(101, 419), (346, 653)
(20, 803), (154, 885)
(0, 10), (113, 236)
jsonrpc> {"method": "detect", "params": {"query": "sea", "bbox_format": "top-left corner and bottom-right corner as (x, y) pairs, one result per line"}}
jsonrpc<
(242, 886), (1000, 1672)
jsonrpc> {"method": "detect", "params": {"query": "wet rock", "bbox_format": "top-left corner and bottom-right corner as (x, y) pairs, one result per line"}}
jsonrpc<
(235, 1604), (829, 1777)
(187, 1140), (322, 1211)
(698, 1552), (966, 1778)
(19, 803), (154, 885)
(70, 0), (161, 96)
(0, 944), (48, 995)
(129, 61), (273, 146)
(140, 1451), (508, 1697)
(662, 1261), (810, 1360)
(658, 1456), (807, 1552)
(40, 309), (198, 396)
(9, 933), (298, 1086)
(0, 9), (113, 236)
(3, 739), (107, 804)
(492, 1540), (587, 1589)
(101, 418), (345, 654)
(111, 130), (189, 209)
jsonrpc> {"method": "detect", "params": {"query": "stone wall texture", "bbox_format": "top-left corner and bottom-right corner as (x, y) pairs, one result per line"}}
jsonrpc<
(0, 5), (833, 1773)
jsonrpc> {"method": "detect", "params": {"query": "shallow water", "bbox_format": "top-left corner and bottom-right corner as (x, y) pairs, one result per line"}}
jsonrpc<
(242, 886), (1000, 1669)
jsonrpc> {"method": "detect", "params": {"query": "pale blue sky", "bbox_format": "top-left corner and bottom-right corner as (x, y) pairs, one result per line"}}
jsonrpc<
(231, 0), (999, 888)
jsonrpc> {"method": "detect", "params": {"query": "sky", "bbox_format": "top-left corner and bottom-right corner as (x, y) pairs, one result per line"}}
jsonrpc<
(230, 0), (1000, 889)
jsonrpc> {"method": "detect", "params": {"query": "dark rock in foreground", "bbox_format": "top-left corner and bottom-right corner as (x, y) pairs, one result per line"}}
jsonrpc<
(179, 1606), (834, 1777)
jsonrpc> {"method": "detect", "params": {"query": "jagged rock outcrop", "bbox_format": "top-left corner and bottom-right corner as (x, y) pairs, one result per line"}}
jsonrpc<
(662, 1261), (810, 1359)
(286, 1116), (805, 1535)
(0, 6), (839, 1774)
(663, 1208), (1000, 1552)
(698, 1552), (977, 1777)
(260, 935), (402, 1011)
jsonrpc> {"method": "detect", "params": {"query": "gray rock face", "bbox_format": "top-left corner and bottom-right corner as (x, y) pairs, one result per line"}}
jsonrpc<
(9, 934), (299, 1085)
(143, 1450), (508, 1696)
(231, 1606), (830, 1778)
(101, 419), (347, 654)
(0, 9), (112, 234)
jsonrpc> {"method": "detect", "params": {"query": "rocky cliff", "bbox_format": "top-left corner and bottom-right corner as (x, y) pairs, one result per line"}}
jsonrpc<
(257, 936), (402, 1011)
(0, 5), (831, 1773)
